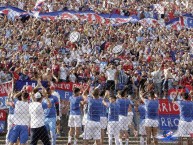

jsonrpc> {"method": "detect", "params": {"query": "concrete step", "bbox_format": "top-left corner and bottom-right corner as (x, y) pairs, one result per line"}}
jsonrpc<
(0, 136), (185, 145)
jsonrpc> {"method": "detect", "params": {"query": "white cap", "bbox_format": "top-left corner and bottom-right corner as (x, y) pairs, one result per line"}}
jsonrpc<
(34, 92), (41, 99)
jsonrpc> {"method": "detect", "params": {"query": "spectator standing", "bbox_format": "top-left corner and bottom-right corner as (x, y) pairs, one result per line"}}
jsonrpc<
(42, 87), (60, 145)
(83, 88), (102, 145)
(67, 88), (83, 145)
(105, 64), (118, 91)
(140, 91), (159, 145)
(151, 65), (162, 98)
(103, 91), (120, 145)
(136, 100), (146, 145)
(29, 89), (51, 145)
(117, 88), (133, 145)
(8, 91), (30, 145)
(5, 91), (17, 145)
(174, 93), (193, 145)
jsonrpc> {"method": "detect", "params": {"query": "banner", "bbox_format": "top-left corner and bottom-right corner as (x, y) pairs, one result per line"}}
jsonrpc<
(0, 81), (12, 133)
(159, 99), (180, 130)
(0, 109), (7, 133)
(1, 5), (193, 28)
(158, 99), (180, 142)
(15, 81), (88, 100)
(15, 80), (48, 91)
(0, 81), (13, 97)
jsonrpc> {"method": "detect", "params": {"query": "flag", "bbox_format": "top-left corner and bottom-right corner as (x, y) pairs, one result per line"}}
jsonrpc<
(33, 0), (45, 12)
(60, 13), (78, 20)
(184, 17), (193, 28)
(1, 9), (9, 15)
(157, 131), (178, 142)
(153, 4), (164, 14)
(139, 18), (161, 27)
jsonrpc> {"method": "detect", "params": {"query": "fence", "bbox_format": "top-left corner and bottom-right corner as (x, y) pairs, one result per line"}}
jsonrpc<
(0, 80), (193, 145)
(1, 0), (193, 145)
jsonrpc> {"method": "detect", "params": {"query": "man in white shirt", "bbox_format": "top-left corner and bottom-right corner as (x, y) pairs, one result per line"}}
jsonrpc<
(8, 92), (30, 145)
(29, 91), (51, 145)
(151, 65), (162, 98)
(105, 64), (117, 90)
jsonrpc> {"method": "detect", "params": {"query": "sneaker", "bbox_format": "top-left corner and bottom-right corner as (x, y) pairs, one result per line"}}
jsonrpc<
(79, 133), (84, 138)
(73, 139), (78, 145)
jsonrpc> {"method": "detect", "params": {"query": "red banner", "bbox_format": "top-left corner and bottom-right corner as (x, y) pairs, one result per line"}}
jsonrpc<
(159, 99), (179, 115)
(0, 110), (7, 121)
(0, 81), (12, 97)
(54, 82), (89, 92)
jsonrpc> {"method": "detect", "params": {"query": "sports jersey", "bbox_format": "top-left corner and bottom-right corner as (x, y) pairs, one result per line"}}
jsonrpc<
(42, 95), (59, 118)
(107, 102), (120, 122)
(144, 99), (159, 120)
(100, 97), (108, 117)
(138, 104), (146, 122)
(116, 98), (130, 116)
(69, 95), (83, 115)
(87, 97), (102, 122)
(177, 100), (193, 122)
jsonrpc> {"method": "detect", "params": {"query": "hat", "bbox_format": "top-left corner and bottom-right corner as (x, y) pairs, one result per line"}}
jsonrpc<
(34, 92), (41, 99)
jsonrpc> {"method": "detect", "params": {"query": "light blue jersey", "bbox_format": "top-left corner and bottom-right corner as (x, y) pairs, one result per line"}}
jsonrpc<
(69, 96), (83, 115)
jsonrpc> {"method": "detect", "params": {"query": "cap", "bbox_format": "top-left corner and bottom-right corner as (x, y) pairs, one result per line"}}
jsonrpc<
(34, 92), (41, 99)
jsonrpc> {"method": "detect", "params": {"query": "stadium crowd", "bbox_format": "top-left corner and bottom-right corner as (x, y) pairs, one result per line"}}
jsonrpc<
(1, 0), (193, 145)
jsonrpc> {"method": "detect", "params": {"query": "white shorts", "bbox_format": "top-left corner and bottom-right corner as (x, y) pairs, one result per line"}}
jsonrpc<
(82, 114), (87, 126)
(100, 117), (108, 129)
(68, 115), (82, 128)
(144, 119), (159, 127)
(119, 113), (133, 131)
(139, 120), (146, 135)
(83, 120), (101, 140)
(107, 121), (120, 137)
(176, 120), (193, 137)
(7, 114), (14, 131)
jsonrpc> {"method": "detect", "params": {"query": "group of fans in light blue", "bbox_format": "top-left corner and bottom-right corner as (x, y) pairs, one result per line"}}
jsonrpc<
(4, 81), (193, 145)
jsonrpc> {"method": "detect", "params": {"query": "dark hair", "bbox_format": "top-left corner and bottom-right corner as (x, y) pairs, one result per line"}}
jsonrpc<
(109, 94), (116, 100)
(33, 88), (39, 94)
(73, 87), (80, 94)
(22, 92), (29, 100)
(184, 93), (189, 100)
(92, 88), (99, 97)
(99, 90), (105, 97)
(46, 87), (51, 95)
(149, 91), (155, 98)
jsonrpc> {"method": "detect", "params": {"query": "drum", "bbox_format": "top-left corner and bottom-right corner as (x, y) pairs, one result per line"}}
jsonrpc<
(112, 45), (123, 55)
(69, 31), (80, 43)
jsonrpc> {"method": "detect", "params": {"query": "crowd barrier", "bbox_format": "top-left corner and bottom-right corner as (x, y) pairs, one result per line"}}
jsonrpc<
(0, 80), (192, 143)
